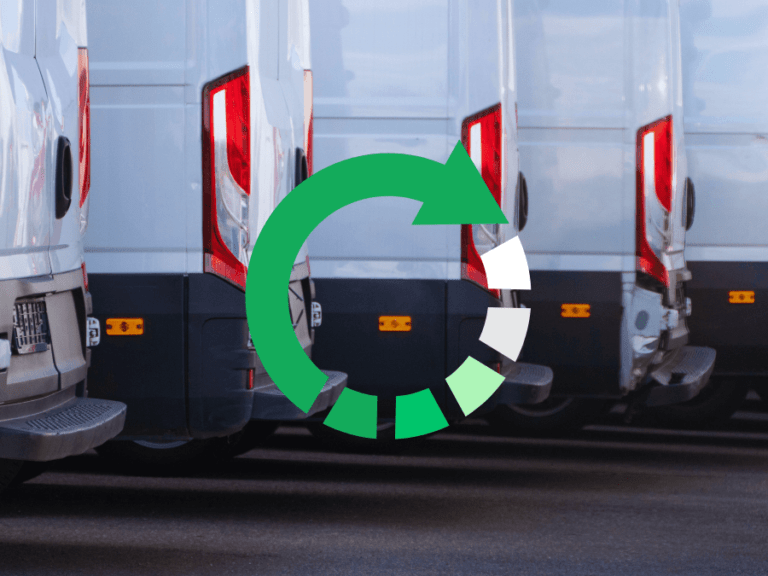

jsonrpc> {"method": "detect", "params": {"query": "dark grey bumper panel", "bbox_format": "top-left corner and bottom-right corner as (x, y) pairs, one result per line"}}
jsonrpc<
(0, 397), (126, 461)
(644, 346), (716, 407)
(492, 362), (554, 407)
(251, 369), (347, 421)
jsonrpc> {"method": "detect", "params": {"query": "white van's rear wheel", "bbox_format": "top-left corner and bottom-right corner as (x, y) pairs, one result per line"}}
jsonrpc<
(486, 398), (610, 436)
(649, 377), (749, 428)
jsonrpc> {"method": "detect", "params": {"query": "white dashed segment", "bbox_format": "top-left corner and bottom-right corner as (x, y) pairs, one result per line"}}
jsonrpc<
(478, 307), (531, 362)
(480, 236), (531, 291)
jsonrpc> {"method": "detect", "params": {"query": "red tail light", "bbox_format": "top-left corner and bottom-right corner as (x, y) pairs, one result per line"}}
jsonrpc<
(460, 103), (502, 298)
(304, 70), (314, 176)
(81, 261), (89, 293)
(78, 48), (91, 232)
(636, 115), (673, 287)
(202, 67), (251, 291)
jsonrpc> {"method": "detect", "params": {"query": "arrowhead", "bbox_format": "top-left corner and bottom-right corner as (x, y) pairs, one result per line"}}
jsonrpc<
(412, 141), (508, 225)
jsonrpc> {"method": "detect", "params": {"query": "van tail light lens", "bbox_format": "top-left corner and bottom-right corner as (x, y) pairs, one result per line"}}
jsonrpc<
(460, 103), (502, 298)
(78, 47), (91, 234)
(636, 115), (673, 288)
(304, 70), (314, 176)
(81, 261), (89, 293)
(202, 66), (251, 291)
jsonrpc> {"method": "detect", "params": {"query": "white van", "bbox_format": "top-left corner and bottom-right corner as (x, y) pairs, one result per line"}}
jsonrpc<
(658, 0), (768, 426)
(496, 0), (716, 434)
(0, 0), (126, 490)
(308, 0), (553, 430)
(85, 0), (346, 466)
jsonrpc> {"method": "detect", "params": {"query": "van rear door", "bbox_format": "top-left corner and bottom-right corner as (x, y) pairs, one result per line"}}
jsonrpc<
(0, 0), (59, 402)
(0, 0), (54, 281)
(35, 0), (88, 275)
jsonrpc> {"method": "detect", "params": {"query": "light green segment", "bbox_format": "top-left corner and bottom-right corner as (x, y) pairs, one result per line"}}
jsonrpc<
(446, 356), (505, 416)
(323, 388), (378, 439)
(395, 389), (449, 439)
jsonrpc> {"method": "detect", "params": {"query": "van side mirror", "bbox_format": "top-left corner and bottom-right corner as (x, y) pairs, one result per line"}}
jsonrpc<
(684, 177), (695, 231)
(518, 172), (529, 232)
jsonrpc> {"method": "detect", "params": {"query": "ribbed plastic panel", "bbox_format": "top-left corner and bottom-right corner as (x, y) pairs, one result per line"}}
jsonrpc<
(511, 364), (553, 386)
(0, 398), (127, 461)
(24, 402), (121, 432)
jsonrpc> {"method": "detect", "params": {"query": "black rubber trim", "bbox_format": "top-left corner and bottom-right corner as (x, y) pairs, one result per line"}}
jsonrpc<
(519, 271), (623, 397)
(311, 278), (448, 418)
(686, 261), (768, 376)
(87, 274), (189, 438)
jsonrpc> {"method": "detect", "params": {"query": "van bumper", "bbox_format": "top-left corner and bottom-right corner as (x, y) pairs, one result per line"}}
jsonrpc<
(490, 362), (553, 408)
(0, 389), (126, 461)
(251, 369), (347, 420)
(642, 346), (716, 407)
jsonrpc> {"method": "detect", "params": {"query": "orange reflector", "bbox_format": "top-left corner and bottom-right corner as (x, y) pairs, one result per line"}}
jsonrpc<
(106, 318), (144, 336)
(561, 304), (591, 318)
(729, 291), (755, 304)
(378, 315), (412, 332)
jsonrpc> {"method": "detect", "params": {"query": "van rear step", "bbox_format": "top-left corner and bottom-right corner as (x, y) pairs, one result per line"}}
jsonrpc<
(491, 362), (554, 407)
(251, 370), (348, 421)
(0, 398), (126, 462)
(644, 346), (717, 407)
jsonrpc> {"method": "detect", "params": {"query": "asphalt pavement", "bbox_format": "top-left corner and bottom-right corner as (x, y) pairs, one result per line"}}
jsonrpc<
(1, 410), (768, 576)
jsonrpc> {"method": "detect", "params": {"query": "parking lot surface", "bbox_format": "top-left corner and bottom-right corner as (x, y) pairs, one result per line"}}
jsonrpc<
(2, 410), (768, 576)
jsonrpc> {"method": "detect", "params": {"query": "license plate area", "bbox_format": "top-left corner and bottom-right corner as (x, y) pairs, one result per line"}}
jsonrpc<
(12, 298), (50, 355)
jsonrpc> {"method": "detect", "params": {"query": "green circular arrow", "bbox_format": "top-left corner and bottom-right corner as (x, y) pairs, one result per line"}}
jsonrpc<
(245, 142), (507, 438)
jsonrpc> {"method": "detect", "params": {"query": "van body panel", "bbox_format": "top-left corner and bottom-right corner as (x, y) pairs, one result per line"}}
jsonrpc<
(0, 0), (127, 461)
(86, 0), (335, 440)
(310, 0), (518, 279)
(515, 0), (710, 399)
(308, 1), (552, 414)
(682, 0), (768, 254)
(681, 0), (768, 378)
(35, 0), (89, 275)
(309, 0), (455, 280)
(0, 0), (53, 280)
(86, 0), (189, 273)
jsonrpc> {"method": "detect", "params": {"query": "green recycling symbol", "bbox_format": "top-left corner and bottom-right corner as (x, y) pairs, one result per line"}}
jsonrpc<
(246, 142), (531, 440)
